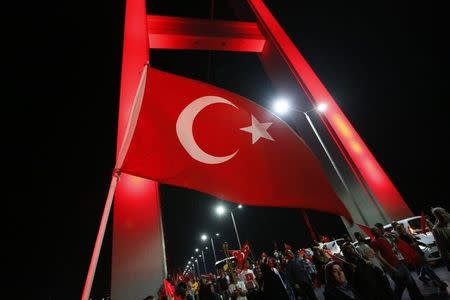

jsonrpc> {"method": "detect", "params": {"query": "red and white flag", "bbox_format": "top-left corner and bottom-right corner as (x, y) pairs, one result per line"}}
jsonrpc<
(241, 241), (251, 257)
(121, 67), (351, 220)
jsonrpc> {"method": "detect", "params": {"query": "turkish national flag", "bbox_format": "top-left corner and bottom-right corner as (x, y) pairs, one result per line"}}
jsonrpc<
(241, 241), (251, 257)
(121, 67), (351, 219)
(231, 250), (246, 268)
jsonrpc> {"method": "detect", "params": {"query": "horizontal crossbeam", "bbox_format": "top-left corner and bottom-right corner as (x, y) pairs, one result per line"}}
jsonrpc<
(147, 15), (266, 52)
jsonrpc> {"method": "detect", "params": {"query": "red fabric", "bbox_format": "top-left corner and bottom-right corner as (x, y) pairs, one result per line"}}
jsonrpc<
(321, 235), (331, 243)
(371, 237), (400, 268)
(231, 249), (246, 267)
(163, 279), (174, 298)
(121, 68), (351, 219)
(356, 223), (374, 239)
(397, 238), (420, 266)
(241, 241), (251, 258)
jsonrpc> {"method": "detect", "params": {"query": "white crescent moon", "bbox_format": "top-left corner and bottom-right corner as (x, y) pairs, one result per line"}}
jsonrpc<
(176, 96), (239, 164)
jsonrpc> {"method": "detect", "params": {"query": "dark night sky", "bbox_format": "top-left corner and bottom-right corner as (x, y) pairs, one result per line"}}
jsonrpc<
(6, 1), (446, 299)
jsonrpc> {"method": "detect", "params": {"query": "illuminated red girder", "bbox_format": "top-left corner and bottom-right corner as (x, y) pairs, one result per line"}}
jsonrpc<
(246, 0), (412, 221)
(147, 15), (266, 52)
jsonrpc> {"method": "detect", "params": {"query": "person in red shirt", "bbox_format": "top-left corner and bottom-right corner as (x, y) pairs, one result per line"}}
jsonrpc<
(370, 226), (424, 300)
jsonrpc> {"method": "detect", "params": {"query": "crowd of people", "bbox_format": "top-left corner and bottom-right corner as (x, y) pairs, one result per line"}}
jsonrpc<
(154, 207), (449, 300)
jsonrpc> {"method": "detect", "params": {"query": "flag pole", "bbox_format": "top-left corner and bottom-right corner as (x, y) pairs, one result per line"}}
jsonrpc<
(81, 170), (120, 300)
(300, 209), (318, 243)
(81, 64), (148, 300)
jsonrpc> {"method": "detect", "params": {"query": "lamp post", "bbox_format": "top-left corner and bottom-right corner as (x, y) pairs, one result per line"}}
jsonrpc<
(202, 233), (219, 263)
(230, 210), (242, 249)
(189, 261), (196, 278)
(186, 261), (192, 276)
(216, 205), (243, 249)
(194, 259), (200, 276)
(272, 100), (368, 225)
(200, 251), (207, 274)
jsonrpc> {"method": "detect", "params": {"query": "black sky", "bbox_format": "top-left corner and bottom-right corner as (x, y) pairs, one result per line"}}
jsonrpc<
(7, 1), (445, 299)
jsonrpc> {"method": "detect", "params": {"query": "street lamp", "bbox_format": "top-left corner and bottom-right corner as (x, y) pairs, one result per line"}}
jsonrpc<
(272, 97), (291, 114)
(215, 205), (226, 216)
(215, 204), (243, 249)
(194, 259), (200, 276)
(201, 233), (220, 265)
(199, 251), (207, 274)
(316, 103), (327, 113)
(272, 99), (368, 225)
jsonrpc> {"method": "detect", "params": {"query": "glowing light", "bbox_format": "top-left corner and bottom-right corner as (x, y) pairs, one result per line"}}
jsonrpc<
(350, 141), (363, 154)
(195, 248), (199, 252)
(272, 98), (290, 114)
(333, 115), (353, 138)
(215, 233), (220, 237)
(191, 256), (194, 259)
(201, 234), (208, 241)
(238, 204), (243, 209)
(216, 205), (226, 216)
(364, 159), (382, 183)
(316, 103), (328, 112)
(205, 246), (209, 250)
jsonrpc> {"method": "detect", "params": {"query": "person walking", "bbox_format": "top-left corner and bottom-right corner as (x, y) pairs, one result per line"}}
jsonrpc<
(431, 207), (450, 271)
(341, 242), (394, 300)
(371, 226), (424, 300)
(394, 223), (447, 289)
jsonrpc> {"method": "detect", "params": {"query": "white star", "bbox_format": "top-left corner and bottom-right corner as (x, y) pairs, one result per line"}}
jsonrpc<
(240, 115), (275, 144)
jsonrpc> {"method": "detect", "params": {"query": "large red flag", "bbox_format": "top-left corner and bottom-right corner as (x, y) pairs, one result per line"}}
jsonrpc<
(121, 67), (351, 220)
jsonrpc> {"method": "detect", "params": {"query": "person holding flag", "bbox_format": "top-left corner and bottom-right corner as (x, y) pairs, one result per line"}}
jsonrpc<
(238, 264), (260, 300)
(370, 226), (424, 300)
(228, 272), (248, 300)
